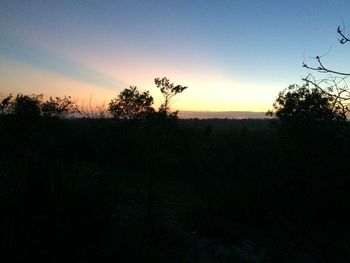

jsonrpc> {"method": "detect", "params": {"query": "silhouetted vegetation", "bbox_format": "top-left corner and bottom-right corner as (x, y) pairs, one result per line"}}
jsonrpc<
(267, 83), (346, 122)
(0, 94), (78, 120)
(108, 86), (154, 120)
(155, 77), (188, 118)
(2, 65), (350, 262)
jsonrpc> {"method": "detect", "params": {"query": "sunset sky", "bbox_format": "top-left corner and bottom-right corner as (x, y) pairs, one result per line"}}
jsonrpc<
(1, 0), (350, 112)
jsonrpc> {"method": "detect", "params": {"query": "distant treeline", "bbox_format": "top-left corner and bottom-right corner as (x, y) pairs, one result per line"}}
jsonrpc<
(1, 93), (350, 261)
(2, 77), (350, 262)
(2, 21), (350, 261)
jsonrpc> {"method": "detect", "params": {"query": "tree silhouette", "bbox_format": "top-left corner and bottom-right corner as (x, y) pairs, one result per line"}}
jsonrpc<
(41, 96), (78, 119)
(298, 23), (350, 119)
(0, 94), (78, 119)
(12, 94), (43, 119)
(108, 86), (154, 120)
(0, 94), (13, 115)
(154, 77), (187, 117)
(283, 23), (350, 120)
(267, 83), (346, 123)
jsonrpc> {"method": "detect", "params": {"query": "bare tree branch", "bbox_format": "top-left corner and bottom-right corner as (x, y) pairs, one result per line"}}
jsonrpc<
(303, 56), (350, 76)
(337, 25), (350, 44)
(303, 24), (350, 76)
(302, 74), (350, 118)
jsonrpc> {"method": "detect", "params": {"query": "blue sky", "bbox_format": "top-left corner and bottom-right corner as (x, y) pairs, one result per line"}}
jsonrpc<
(1, 0), (350, 111)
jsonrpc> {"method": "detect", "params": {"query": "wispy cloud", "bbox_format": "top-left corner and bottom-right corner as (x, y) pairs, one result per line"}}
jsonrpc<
(0, 34), (127, 90)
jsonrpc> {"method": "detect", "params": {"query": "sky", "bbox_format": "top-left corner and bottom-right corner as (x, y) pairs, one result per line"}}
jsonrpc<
(1, 0), (350, 112)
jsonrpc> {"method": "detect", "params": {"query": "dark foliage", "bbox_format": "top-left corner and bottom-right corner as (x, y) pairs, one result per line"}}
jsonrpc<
(41, 96), (78, 119)
(0, 94), (13, 115)
(12, 94), (43, 119)
(0, 94), (78, 120)
(155, 77), (188, 118)
(108, 86), (154, 120)
(2, 88), (350, 261)
(267, 83), (346, 123)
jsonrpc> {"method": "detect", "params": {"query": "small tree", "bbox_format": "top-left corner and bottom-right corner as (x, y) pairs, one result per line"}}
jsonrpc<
(108, 86), (154, 120)
(154, 77), (187, 117)
(267, 83), (346, 124)
(41, 96), (78, 119)
(267, 83), (347, 162)
(12, 94), (43, 119)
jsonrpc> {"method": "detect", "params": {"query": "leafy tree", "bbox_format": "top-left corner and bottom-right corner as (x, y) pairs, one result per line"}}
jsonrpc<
(154, 77), (188, 117)
(300, 24), (350, 117)
(0, 94), (78, 119)
(108, 86), (154, 120)
(299, 23), (350, 119)
(267, 83), (346, 123)
(41, 96), (78, 119)
(0, 94), (13, 115)
(12, 94), (43, 119)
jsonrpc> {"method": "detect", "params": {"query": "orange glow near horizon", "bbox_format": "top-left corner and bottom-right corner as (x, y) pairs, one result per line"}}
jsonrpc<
(0, 58), (278, 113)
(0, 59), (116, 107)
(2, 1), (350, 115)
(0, 28), (286, 113)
